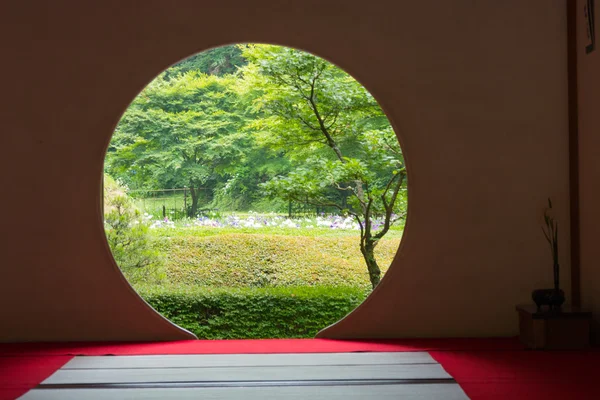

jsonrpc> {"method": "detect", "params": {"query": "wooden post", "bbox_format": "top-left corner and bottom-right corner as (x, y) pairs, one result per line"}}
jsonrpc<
(567, 0), (581, 307)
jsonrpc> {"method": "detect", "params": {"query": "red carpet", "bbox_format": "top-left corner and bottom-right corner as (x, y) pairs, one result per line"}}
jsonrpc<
(0, 356), (72, 400)
(431, 350), (600, 399)
(0, 337), (522, 356)
(1, 338), (598, 400)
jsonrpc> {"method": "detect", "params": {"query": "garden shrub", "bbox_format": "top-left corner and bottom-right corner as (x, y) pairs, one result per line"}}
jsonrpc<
(136, 285), (368, 339)
(151, 232), (399, 289)
(104, 175), (165, 284)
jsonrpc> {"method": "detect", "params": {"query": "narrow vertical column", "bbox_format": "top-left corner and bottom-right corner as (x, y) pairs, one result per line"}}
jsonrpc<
(567, 0), (581, 307)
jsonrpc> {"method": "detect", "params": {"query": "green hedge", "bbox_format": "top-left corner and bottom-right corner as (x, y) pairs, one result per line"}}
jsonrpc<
(136, 285), (368, 339)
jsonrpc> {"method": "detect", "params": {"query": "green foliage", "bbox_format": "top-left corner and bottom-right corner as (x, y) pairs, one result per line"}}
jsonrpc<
(166, 46), (247, 78)
(149, 230), (399, 289)
(238, 197), (289, 214)
(103, 175), (165, 284)
(136, 284), (367, 339)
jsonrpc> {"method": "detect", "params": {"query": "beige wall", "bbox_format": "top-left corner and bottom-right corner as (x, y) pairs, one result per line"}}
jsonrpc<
(578, 0), (600, 343)
(0, 0), (569, 341)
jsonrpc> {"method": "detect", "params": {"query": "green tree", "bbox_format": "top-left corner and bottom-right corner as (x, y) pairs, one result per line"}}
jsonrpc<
(106, 72), (249, 216)
(240, 45), (407, 289)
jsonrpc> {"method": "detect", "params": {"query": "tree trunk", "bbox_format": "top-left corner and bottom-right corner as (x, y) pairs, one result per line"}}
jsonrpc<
(189, 186), (200, 217)
(360, 240), (381, 289)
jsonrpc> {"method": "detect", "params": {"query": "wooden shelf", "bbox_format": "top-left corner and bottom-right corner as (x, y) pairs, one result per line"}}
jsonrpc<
(516, 304), (592, 350)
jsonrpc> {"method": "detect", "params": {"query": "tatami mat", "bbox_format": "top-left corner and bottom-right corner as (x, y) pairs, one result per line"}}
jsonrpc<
(21, 384), (468, 400)
(61, 352), (437, 369)
(20, 352), (468, 399)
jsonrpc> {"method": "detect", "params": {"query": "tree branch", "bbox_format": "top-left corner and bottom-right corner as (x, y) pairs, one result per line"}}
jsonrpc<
(380, 171), (401, 210)
(374, 172), (406, 240)
(306, 74), (345, 163)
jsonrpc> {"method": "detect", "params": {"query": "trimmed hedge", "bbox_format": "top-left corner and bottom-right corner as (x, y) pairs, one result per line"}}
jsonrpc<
(136, 285), (368, 339)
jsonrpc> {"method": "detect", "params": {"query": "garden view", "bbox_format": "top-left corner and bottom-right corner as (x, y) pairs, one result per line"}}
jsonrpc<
(103, 44), (407, 339)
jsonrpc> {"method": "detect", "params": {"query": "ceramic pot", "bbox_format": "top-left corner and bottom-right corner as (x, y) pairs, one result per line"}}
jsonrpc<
(532, 288), (565, 311)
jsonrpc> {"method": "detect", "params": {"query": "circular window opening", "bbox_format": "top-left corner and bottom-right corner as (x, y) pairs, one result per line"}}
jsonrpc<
(103, 44), (407, 339)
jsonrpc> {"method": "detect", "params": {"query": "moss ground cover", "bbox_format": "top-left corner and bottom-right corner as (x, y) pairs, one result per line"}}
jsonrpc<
(151, 231), (400, 288)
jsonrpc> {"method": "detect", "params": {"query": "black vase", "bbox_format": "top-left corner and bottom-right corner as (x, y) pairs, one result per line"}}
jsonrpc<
(531, 288), (565, 312)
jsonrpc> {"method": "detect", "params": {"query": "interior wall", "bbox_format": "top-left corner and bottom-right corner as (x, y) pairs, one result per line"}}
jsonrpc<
(0, 0), (569, 341)
(578, 0), (600, 343)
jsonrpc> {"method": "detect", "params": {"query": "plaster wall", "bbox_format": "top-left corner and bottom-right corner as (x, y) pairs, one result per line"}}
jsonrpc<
(0, 0), (569, 341)
(578, 0), (600, 343)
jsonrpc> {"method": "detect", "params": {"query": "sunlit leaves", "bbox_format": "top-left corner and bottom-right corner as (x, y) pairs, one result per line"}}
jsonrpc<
(239, 44), (406, 219)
